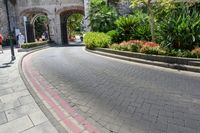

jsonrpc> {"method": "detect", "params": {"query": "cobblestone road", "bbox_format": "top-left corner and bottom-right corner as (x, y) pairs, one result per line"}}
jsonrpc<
(30, 46), (200, 133)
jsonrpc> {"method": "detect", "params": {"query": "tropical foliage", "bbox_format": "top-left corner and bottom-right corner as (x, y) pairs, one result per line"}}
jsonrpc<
(157, 5), (200, 50)
(89, 0), (117, 32)
(115, 11), (151, 41)
(84, 0), (200, 58)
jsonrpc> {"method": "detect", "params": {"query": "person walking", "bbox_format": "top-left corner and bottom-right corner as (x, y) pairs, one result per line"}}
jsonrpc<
(17, 33), (25, 48)
(0, 33), (3, 53)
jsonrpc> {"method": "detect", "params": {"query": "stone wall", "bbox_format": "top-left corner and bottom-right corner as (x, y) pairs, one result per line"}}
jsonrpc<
(0, 0), (17, 37)
(0, 0), (8, 37)
(8, 1), (18, 33)
(116, 0), (132, 16)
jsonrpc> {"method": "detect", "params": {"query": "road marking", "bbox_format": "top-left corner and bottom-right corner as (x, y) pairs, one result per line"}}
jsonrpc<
(23, 53), (100, 133)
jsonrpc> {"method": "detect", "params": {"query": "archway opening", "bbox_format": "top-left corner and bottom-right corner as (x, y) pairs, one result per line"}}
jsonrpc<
(32, 15), (49, 42)
(20, 8), (50, 43)
(60, 9), (84, 45)
(67, 13), (84, 43)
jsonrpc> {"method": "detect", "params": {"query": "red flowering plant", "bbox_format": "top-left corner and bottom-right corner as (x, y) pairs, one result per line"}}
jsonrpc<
(119, 41), (131, 51)
(143, 42), (160, 47)
(192, 47), (200, 57)
(126, 40), (145, 52)
(127, 40), (147, 45)
(109, 42), (131, 51)
(109, 40), (165, 54)
(109, 43), (120, 50)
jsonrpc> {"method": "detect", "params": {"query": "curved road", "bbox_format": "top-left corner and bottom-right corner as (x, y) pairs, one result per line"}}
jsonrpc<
(27, 46), (200, 133)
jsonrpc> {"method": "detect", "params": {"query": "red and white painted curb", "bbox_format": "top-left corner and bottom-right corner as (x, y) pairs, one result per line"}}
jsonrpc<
(22, 52), (100, 133)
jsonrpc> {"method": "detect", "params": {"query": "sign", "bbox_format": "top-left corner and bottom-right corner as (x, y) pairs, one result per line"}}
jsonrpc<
(15, 28), (20, 37)
(23, 16), (27, 22)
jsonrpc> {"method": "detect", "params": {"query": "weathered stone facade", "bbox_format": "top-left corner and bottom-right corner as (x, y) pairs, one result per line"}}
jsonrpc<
(0, 0), (85, 44)
(0, 0), (9, 37)
(116, 0), (132, 16)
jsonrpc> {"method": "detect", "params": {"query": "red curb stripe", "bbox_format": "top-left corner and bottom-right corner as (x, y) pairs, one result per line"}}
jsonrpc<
(24, 53), (101, 133)
(34, 70), (100, 133)
(23, 58), (82, 133)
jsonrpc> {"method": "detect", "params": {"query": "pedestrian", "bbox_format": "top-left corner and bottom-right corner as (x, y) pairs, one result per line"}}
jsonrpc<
(42, 31), (48, 41)
(41, 33), (45, 41)
(17, 33), (25, 48)
(80, 35), (83, 42)
(0, 33), (3, 53)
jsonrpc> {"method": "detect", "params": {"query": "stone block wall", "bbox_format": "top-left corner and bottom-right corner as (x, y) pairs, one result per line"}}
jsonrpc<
(116, 0), (132, 16)
(0, 0), (8, 37)
(0, 0), (17, 37)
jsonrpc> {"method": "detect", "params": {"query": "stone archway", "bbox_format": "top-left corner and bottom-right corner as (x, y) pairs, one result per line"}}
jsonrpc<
(19, 8), (51, 42)
(17, 2), (85, 45)
(58, 6), (84, 44)
(31, 14), (49, 41)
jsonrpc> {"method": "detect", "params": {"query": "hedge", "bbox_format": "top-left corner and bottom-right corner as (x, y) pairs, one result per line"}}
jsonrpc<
(84, 32), (111, 49)
(21, 41), (48, 49)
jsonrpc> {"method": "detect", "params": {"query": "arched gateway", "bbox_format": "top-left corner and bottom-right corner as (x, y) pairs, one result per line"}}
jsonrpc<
(15, 0), (86, 45)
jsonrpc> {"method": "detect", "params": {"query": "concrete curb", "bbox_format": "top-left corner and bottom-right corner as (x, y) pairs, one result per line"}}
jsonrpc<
(18, 45), (68, 133)
(86, 48), (200, 73)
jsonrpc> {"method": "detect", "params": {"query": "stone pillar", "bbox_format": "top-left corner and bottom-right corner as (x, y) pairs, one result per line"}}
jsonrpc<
(48, 15), (56, 42)
(83, 0), (91, 32)
(48, 13), (62, 45)
(55, 14), (62, 45)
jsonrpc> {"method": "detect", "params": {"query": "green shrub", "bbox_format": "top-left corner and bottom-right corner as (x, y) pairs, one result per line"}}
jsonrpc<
(84, 32), (111, 49)
(21, 41), (47, 49)
(107, 30), (121, 43)
(130, 43), (142, 52)
(165, 49), (195, 58)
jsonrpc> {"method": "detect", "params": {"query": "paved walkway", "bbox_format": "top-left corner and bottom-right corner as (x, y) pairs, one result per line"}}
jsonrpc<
(0, 49), (58, 133)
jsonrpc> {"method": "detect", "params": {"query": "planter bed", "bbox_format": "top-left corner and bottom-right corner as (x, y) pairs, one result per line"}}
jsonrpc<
(95, 48), (200, 67)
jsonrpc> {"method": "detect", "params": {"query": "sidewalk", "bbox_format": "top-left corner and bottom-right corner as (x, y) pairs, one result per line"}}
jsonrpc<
(0, 49), (58, 133)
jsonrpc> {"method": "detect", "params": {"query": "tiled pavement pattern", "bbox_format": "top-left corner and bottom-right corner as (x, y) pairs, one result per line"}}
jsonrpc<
(0, 49), (58, 133)
(31, 46), (200, 133)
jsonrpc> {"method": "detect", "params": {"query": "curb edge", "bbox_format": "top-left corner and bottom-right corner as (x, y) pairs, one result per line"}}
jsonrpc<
(85, 48), (200, 73)
(18, 45), (68, 133)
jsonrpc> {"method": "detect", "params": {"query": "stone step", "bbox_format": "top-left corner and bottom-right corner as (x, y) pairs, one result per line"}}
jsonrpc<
(188, 61), (200, 67)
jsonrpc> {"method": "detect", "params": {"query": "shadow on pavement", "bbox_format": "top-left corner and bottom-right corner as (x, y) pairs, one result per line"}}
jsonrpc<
(49, 43), (85, 48)
(0, 61), (14, 69)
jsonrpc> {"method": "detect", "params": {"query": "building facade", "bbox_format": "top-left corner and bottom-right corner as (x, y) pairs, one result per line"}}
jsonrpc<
(0, 0), (131, 44)
(0, 0), (85, 44)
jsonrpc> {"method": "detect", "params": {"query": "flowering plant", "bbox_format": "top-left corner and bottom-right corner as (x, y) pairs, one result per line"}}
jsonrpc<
(143, 42), (160, 47)
(192, 47), (200, 57)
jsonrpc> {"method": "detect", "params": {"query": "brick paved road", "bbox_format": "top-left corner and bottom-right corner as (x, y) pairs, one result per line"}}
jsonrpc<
(30, 46), (200, 133)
